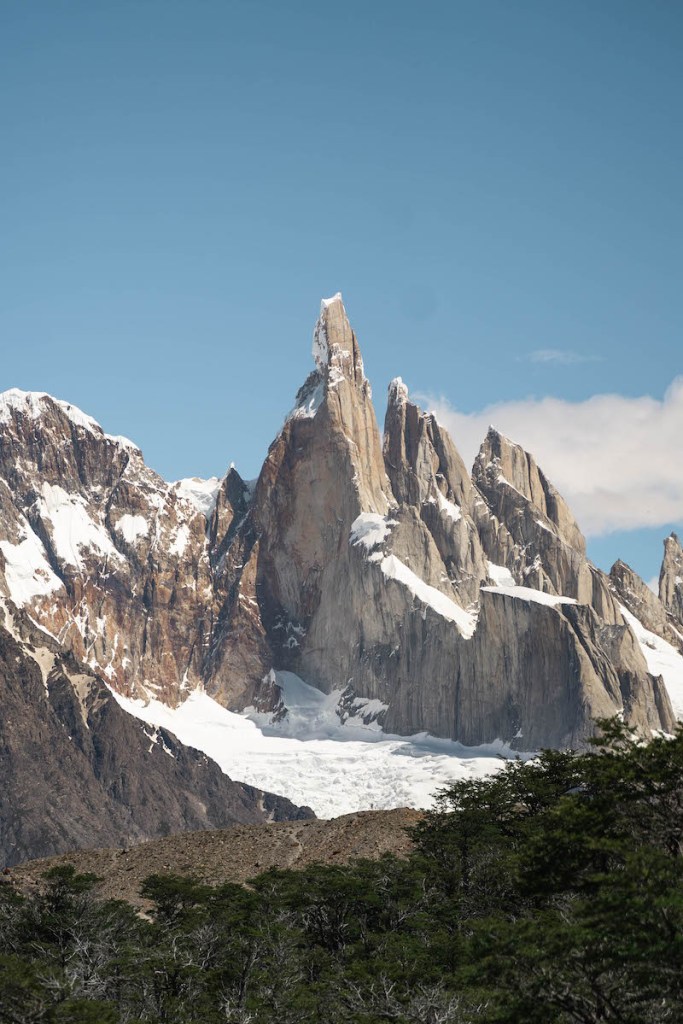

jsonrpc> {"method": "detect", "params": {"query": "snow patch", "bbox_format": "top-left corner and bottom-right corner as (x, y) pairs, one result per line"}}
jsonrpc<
(388, 377), (409, 404)
(39, 483), (119, 570)
(169, 523), (191, 558)
(486, 562), (517, 587)
(114, 514), (149, 544)
(173, 477), (222, 518)
(0, 525), (63, 605)
(435, 490), (462, 523)
(288, 376), (325, 421)
(620, 606), (683, 718)
(381, 554), (477, 638)
(312, 308), (330, 371)
(350, 513), (397, 552)
(535, 517), (556, 535)
(481, 584), (576, 608)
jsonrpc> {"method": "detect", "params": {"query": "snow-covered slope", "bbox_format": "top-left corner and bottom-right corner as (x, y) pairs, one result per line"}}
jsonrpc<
(112, 673), (522, 819)
(620, 606), (683, 718)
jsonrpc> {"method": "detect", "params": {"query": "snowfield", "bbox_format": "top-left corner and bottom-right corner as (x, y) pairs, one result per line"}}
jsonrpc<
(111, 671), (525, 819)
(620, 606), (683, 718)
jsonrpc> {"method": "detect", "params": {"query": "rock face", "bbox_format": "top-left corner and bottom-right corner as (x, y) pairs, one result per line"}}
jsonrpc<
(472, 428), (620, 622)
(383, 377), (489, 608)
(0, 296), (679, 786)
(251, 296), (392, 683)
(610, 559), (683, 651)
(0, 602), (312, 867)
(660, 533), (683, 630)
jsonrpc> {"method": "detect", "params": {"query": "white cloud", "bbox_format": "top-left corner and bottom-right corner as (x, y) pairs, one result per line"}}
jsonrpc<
(647, 577), (660, 596)
(419, 377), (683, 538)
(522, 349), (602, 365)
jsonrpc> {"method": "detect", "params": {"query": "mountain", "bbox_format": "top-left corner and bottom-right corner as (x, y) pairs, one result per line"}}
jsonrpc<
(247, 298), (674, 747)
(1, 294), (682, 862)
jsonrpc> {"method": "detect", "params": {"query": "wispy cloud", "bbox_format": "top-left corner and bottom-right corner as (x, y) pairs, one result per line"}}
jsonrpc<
(418, 377), (683, 538)
(520, 349), (603, 365)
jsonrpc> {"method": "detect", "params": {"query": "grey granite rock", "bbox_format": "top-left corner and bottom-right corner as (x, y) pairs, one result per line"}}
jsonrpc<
(660, 533), (683, 630)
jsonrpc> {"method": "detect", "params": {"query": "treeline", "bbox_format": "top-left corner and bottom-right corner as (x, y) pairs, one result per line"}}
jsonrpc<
(2, 719), (683, 1023)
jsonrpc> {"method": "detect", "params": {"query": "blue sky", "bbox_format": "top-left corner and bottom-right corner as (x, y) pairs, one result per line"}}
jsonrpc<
(1, 0), (681, 582)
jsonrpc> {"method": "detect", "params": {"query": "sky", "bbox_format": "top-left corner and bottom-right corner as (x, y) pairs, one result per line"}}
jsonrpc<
(1, 0), (681, 583)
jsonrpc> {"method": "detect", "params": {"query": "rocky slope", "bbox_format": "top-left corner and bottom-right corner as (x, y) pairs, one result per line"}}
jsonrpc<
(0, 600), (312, 867)
(7, 808), (420, 909)
(1, 294), (681, 857)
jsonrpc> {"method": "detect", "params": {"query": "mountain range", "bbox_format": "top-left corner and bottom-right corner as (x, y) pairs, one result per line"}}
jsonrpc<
(1, 293), (682, 865)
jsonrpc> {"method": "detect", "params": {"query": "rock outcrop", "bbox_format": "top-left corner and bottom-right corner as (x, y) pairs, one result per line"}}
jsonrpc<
(660, 533), (683, 630)
(251, 294), (393, 682)
(472, 428), (620, 623)
(383, 378), (489, 608)
(0, 389), (224, 704)
(610, 559), (683, 651)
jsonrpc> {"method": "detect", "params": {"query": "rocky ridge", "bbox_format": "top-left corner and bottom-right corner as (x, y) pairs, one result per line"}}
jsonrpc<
(7, 808), (421, 909)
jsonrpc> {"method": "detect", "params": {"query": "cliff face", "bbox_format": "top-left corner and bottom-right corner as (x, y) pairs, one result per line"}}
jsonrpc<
(0, 296), (679, 770)
(251, 295), (393, 689)
(610, 559), (681, 648)
(660, 533), (683, 630)
(472, 428), (620, 623)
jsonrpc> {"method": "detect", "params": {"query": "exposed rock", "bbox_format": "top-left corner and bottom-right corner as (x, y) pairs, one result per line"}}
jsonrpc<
(475, 426), (585, 551)
(456, 591), (675, 747)
(472, 427), (621, 622)
(660, 533), (683, 630)
(252, 295), (393, 683)
(246, 303), (672, 745)
(383, 378), (489, 606)
(610, 559), (683, 651)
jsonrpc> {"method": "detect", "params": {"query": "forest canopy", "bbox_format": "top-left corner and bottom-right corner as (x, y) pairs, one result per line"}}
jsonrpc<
(1, 719), (682, 1024)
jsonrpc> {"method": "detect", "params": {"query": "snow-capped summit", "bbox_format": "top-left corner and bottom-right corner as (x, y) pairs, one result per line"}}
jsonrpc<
(0, 385), (232, 702)
(0, 387), (139, 451)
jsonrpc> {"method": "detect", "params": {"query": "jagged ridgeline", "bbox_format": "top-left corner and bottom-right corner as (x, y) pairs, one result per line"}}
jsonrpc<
(1, 295), (682, 862)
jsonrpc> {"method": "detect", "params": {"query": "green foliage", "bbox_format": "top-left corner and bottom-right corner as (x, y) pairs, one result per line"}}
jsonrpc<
(2, 718), (682, 1022)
